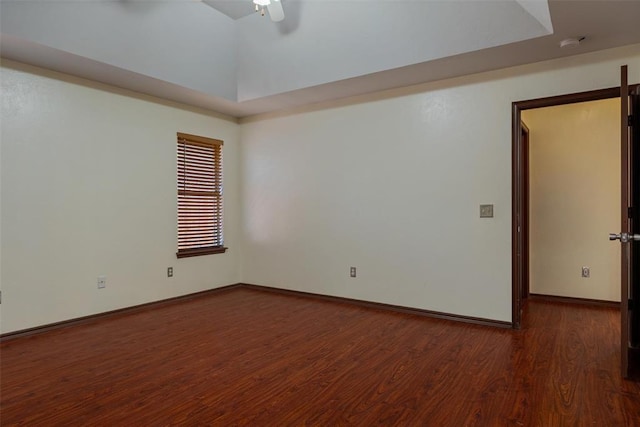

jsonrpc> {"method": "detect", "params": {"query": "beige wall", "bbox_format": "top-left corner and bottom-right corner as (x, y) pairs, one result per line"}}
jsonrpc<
(0, 61), (242, 333)
(522, 99), (621, 301)
(1, 44), (639, 332)
(240, 45), (639, 322)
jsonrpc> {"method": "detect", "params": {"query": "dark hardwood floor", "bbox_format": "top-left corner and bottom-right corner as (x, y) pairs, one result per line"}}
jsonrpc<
(1, 287), (639, 426)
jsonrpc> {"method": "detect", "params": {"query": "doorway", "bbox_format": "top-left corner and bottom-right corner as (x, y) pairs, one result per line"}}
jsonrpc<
(512, 78), (640, 379)
(522, 99), (621, 302)
(511, 87), (625, 329)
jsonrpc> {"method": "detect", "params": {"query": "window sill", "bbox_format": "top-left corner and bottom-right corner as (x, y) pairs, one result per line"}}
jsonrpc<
(176, 247), (228, 258)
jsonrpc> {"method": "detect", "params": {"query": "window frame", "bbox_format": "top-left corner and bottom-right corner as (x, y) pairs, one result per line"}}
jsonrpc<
(176, 132), (227, 258)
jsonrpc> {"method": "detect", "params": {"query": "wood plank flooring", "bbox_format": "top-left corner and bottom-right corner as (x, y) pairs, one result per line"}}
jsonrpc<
(1, 287), (639, 426)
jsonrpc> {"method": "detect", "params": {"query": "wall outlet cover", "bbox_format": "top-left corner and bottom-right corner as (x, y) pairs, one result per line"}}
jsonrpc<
(480, 204), (494, 218)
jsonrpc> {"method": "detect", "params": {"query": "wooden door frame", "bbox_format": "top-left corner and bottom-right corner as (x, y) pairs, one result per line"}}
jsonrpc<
(521, 122), (530, 301)
(511, 85), (639, 328)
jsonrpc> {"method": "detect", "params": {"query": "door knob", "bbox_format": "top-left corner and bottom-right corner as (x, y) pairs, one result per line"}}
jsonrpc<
(609, 232), (640, 242)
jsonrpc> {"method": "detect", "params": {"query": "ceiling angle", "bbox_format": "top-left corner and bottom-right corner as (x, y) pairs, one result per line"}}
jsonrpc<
(253, 0), (284, 22)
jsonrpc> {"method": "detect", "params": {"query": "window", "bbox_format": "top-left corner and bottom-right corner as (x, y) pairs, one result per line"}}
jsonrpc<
(176, 132), (226, 258)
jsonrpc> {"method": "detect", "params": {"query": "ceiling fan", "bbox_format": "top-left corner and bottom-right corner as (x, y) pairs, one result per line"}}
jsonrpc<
(253, 0), (284, 22)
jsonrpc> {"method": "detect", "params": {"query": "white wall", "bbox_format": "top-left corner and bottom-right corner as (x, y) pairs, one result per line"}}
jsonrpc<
(240, 44), (640, 322)
(523, 99), (620, 301)
(0, 61), (241, 333)
(2, 44), (639, 333)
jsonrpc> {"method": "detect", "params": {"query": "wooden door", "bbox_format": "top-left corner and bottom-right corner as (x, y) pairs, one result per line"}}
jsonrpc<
(630, 81), (640, 379)
(619, 65), (640, 379)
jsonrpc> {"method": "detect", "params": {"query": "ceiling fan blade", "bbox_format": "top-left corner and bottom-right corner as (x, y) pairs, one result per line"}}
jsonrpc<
(267, 0), (284, 22)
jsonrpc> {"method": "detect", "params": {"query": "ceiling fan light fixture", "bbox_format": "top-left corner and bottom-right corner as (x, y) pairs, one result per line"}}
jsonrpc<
(253, 0), (270, 16)
(252, 0), (284, 21)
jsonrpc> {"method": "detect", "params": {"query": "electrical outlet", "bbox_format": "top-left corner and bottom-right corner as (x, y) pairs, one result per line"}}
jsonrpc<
(350, 267), (357, 278)
(97, 275), (106, 289)
(167, 267), (173, 278)
(582, 267), (590, 278)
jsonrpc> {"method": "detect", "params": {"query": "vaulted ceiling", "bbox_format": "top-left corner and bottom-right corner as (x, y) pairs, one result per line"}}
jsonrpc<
(2, 0), (640, 118)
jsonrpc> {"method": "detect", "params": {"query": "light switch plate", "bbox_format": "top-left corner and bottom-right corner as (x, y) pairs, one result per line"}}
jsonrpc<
(480, 204), (494, 218)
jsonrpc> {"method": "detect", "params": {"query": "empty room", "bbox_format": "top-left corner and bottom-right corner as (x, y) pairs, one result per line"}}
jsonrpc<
(1, 0), (640, 425)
